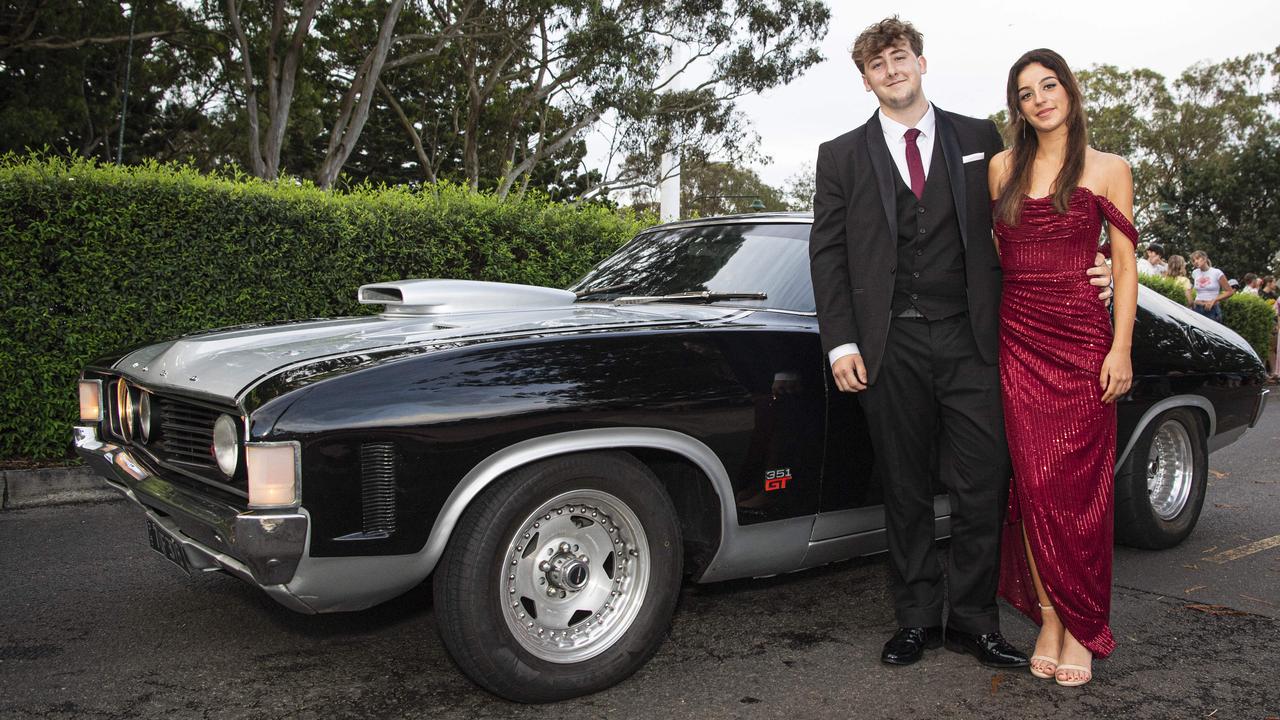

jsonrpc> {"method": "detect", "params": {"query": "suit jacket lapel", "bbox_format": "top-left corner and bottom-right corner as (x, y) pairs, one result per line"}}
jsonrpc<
(934, 107), (969, 249)
(864, 111), (898, 245)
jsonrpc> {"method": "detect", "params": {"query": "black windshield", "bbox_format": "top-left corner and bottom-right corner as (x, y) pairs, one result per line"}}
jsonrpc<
(569, 222), (815, 312)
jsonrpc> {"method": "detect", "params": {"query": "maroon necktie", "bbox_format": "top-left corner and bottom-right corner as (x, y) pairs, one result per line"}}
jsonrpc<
(904, 128), (925, 199)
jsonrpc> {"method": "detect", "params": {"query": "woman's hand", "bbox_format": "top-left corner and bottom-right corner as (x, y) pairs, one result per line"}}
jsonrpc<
(1099, 348), (1132, 403)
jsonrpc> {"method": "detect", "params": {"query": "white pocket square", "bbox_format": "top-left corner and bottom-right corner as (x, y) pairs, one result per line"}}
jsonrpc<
(962, 152), (984, 164)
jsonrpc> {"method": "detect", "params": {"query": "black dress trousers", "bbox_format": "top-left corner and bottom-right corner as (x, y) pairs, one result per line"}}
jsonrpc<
(856, 312), (1009, 634)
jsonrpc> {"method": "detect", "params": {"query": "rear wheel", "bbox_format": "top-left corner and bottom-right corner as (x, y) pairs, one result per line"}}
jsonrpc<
(433, 451), (682, 702)
(1115, 408), (1208, 549)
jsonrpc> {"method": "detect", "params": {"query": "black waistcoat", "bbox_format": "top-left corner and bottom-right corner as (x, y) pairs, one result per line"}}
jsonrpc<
(890, 136), (969, 319)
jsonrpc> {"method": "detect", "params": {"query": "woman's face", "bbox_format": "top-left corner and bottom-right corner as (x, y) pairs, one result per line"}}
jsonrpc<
(1017, 62), (1070, 133)
(1192, 255), (1210, 270)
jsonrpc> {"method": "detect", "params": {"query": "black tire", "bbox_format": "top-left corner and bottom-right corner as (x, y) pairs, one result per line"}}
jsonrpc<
(433, 451), (683, 703)
(1114, 408), (1208, 549)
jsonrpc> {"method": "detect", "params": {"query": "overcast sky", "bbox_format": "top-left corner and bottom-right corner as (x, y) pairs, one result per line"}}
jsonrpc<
(736, 0), (1279, 189)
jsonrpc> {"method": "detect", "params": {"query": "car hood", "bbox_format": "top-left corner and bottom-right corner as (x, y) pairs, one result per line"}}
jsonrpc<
(112, 302), (747, 401)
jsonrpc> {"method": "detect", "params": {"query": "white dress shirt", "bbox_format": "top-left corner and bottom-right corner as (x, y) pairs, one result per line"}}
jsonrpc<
(879, 104), (936, 189)
(828, 105), (938, 367)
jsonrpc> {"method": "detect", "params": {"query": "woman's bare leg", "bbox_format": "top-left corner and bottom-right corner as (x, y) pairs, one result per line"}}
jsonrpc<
(1025, 522), (1092, 683)
(1023, 522), (1063, 675)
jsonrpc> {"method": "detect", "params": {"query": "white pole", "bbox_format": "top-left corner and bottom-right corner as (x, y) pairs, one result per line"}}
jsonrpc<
(658, 42), (685, 223)
(659, 151), (680, 222)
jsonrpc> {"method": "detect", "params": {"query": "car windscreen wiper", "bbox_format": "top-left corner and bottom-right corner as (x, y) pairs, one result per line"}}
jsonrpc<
(573, 283), (636, 300)
(613, 290), (767, 305)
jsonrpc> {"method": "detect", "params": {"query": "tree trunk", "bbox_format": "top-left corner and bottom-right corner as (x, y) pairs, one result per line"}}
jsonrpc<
(225, 0), (320, 180)
(315, 0), (405, 188)
(378, 78), (437, 183)
(225, 0), (265, 177)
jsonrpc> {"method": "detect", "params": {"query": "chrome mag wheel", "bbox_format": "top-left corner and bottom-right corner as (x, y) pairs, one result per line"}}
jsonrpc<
(1146, 418), (1194, 520)
(499, 489), (651, 664)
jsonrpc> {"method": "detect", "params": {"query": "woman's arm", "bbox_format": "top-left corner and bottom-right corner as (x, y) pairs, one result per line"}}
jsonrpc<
(1212, 273), (1235, 307)
(988, 150), (1011, 258)
(1100, 156), (1138, 403)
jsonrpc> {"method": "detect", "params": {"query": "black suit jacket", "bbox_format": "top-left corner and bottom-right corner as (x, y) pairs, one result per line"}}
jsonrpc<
(809, 106), (1006, 385)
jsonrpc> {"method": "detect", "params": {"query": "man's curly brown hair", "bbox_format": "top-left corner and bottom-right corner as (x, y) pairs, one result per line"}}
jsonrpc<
(850, 16), (924, 74)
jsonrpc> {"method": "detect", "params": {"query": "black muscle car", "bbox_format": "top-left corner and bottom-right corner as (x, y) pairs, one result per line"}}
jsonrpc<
(74, 213), (1270, 702)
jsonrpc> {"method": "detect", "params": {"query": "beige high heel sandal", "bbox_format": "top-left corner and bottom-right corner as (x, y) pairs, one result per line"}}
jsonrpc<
(1055, 626), (1094, 687)
(1030, 605), (1059, 679)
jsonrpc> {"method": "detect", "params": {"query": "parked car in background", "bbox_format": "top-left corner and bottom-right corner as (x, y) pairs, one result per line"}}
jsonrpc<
(75, 213), (1269, 702)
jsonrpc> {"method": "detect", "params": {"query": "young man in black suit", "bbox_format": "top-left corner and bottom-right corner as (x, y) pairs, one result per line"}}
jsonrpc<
(808, 17), (1109, 668)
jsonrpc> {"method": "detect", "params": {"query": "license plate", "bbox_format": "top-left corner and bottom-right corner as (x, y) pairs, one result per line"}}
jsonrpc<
(146, 519), (191, 574)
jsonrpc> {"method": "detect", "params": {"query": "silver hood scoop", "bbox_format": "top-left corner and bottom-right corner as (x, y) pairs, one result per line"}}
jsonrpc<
(113, 281), (745, 401)
(359, 279), (576, 316)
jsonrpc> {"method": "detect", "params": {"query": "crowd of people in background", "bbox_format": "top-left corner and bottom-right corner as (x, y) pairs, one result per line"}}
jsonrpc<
(1135, 243), (1278, 380)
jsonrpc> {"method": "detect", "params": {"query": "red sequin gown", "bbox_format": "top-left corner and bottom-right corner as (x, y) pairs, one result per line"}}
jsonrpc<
(995, 186), (1137, 658)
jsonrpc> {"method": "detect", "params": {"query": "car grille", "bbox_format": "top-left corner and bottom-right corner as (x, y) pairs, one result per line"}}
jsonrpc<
(100, 378), (248, 497)
(155, 397), (220, 468)
(148, 395), (247, 496)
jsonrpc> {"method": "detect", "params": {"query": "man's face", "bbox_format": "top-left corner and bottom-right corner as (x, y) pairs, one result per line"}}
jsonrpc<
(1146, 249), (1162, 263)
(861, 40), (926, 111)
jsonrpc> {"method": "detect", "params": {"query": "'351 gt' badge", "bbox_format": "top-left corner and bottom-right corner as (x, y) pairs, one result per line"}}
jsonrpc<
(764, 468), (791, 492)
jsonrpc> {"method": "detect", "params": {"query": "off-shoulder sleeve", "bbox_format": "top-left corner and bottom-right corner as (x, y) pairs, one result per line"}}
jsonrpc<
(1094, 193), (1139, 244)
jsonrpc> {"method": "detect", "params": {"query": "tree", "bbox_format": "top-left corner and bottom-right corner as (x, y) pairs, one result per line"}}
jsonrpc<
(781, 164), (814, 212)
(2, 0), (829, 196)
(1151, 126), (1280, 276)
(675, 158), (785, 216)
(370, 0), (829, 199)
(0, 1), (219, 164)
(1074, 51), (1279, 275)
(218, 0), (322, 179)
(344, 5), (599, 193)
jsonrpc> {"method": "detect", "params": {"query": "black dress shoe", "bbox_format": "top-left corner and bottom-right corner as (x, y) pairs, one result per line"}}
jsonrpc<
(881, 626), (944, 665)
(944, 628), (1030, 668)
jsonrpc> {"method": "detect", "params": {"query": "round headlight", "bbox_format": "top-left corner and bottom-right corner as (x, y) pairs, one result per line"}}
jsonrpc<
(138, 391), (153, 442)
(116, 378), (134, 441)
(213, 414), (240, 476)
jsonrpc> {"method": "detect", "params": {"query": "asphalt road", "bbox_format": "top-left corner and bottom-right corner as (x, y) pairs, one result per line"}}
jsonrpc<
(2, 402), (1277, 720)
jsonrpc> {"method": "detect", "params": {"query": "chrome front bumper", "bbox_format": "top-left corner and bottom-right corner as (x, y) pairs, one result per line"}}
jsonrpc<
(73, 425), (314, 613)
(1251, 388), (1270, 428)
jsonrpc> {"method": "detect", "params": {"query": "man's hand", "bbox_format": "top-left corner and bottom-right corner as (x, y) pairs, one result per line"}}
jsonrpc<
(1087, 252), (1113, 303)
(832, 353), (868, 393)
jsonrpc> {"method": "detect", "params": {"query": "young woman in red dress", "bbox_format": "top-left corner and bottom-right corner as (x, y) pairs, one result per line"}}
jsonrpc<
(987, 49), (1139, 687)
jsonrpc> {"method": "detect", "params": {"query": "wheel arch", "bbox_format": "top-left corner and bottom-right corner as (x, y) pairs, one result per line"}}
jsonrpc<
(1116, 394), (1215, 472)
(419, 428), (736, 581)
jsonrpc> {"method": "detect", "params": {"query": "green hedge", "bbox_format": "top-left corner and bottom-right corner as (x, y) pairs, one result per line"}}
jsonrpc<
(1, 155), (652, 460)
(1138, 273), (1190, 305)
(1221, 292), (1276, 361)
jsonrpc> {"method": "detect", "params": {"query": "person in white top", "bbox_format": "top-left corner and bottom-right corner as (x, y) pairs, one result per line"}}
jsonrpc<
(1144, 243), (1168, 276)
(1241, 273), (1260, 295)
(1189, 250), (1233, 322)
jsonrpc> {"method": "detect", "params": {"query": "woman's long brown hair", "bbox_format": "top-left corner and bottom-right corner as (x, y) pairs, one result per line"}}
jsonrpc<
(993, 49), (1088, 226)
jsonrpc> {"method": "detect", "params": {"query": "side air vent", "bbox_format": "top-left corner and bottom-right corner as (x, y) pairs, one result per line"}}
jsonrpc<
(359, 442), (398, 537)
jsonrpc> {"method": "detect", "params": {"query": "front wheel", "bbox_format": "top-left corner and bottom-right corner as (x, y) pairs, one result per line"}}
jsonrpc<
(433, 451), (682, 703)
(1114, 408), (1208, 549)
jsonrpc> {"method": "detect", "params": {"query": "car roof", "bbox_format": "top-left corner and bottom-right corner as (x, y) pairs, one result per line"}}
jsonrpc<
(643, 212), (814, 233)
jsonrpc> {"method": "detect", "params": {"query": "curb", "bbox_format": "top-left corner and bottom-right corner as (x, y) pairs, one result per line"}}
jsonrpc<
(1, 466), (121, 510)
